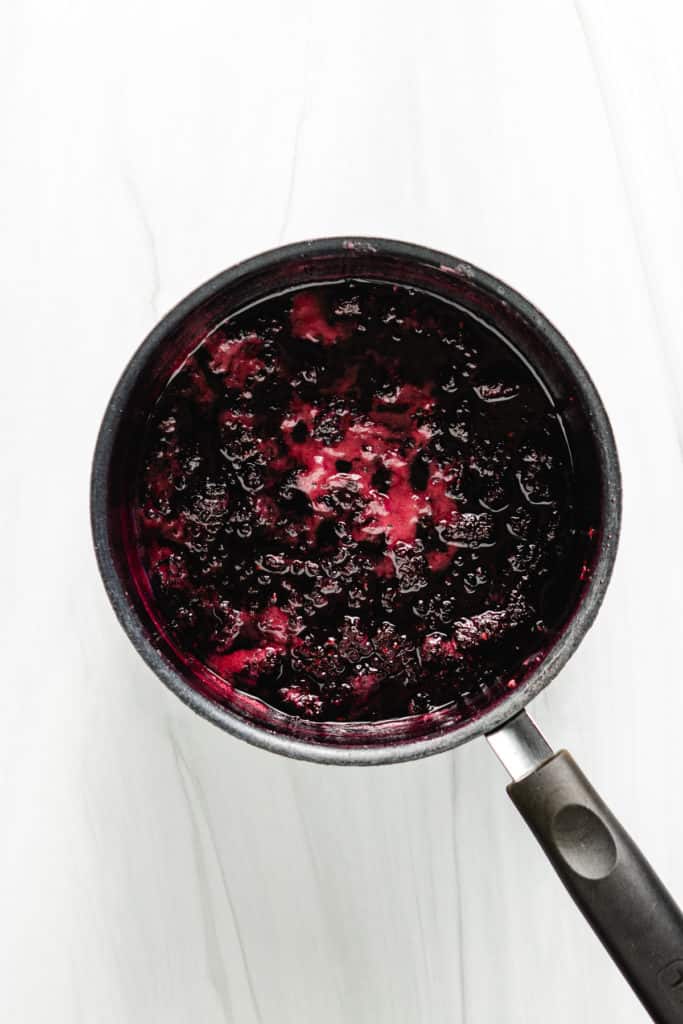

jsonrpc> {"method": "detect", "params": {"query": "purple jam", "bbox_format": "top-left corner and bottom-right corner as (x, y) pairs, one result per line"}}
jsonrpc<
(135, 279), (590, 723)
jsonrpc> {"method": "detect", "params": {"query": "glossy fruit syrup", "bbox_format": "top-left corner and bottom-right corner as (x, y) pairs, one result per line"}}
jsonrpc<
(135, 279), (590, 723)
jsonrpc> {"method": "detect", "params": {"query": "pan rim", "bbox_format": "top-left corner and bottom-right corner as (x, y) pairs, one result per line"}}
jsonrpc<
(90, 236), (621, 765)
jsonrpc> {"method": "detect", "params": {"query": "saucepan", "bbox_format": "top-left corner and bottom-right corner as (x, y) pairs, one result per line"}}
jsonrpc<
(91, 238), (683, 1022)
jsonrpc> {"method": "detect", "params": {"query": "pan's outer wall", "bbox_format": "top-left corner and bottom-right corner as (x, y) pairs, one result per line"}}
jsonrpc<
(90, 237), (622, 766)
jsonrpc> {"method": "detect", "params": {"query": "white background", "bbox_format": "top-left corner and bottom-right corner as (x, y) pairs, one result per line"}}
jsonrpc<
(4, 1), (683, 1020)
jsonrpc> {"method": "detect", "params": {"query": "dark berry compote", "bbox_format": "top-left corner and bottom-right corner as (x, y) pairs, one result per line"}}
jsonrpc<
(135, 280), (589, 725)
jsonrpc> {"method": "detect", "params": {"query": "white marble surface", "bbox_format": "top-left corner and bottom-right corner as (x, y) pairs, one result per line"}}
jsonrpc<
(4, 1), (683, 1020)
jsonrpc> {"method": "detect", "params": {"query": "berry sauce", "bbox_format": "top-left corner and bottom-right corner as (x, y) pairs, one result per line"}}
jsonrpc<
(135, 280), (588, 724)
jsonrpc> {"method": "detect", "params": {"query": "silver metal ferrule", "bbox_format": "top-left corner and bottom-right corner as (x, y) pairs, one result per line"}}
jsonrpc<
(487, 710), (555, 781)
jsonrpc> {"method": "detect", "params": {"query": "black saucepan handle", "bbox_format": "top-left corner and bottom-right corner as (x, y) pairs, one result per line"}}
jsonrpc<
(508, 750), (683, 1022)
